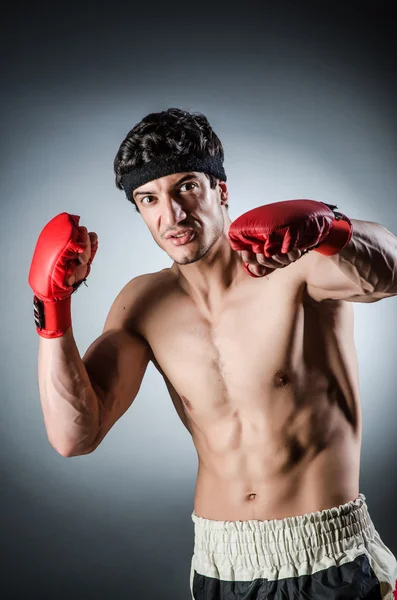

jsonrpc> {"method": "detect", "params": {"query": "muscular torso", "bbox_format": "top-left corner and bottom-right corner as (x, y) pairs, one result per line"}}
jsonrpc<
(131, 257), (361, 520)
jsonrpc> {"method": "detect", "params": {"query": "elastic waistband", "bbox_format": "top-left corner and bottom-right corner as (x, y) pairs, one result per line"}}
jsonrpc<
(192, 494), (375, 561)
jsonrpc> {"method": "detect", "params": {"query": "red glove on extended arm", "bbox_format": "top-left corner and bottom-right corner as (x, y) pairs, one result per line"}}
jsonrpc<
(228, 199), (353, 278)
(28, 213), (98, 338)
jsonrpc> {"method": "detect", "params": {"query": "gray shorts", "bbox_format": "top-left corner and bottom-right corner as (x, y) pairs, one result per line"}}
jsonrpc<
(190, 493), (397, 599)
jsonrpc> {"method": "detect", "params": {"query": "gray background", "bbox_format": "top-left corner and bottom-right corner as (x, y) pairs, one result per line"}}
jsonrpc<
(1, 1), (396, 598)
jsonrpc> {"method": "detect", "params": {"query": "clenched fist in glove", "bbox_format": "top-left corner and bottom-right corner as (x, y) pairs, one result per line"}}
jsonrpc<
(28, 213), (98, 338)
(228, 200), (353, 278)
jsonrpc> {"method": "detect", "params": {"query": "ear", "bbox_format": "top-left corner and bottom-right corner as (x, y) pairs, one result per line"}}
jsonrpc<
(219, 181), (228, 205)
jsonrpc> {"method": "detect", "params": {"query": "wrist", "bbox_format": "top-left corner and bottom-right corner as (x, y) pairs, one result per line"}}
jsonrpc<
(33, 295), (72, 339)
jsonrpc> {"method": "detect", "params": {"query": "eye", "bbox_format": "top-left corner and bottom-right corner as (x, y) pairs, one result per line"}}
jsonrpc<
(179, 182), (197, 192)
(141, 195), (155, 205)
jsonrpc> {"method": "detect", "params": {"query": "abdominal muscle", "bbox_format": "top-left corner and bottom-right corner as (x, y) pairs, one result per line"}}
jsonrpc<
(190, 420), (359, 521)
(180, 366), (360, 521)
(191, 403), (361, 521)
(192, 324), (360, 519)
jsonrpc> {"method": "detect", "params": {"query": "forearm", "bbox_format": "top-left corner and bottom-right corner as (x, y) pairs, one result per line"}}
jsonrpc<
(337, 219), (397, 296)
(38, 329), (100, 457)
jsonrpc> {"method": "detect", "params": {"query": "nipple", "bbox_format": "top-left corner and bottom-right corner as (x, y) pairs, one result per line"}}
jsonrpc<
(273, 370), (290, 387)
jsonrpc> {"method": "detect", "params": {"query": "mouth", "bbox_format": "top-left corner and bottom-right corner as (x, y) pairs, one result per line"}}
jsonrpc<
(166, 229), (196, 246)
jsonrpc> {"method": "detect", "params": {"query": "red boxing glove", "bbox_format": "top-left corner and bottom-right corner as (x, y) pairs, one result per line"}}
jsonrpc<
(228, 200), (353, 278)
(28, 213), (98, 338)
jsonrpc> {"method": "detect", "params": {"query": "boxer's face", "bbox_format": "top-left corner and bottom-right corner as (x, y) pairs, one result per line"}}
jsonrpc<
(133, 171), (229, 265)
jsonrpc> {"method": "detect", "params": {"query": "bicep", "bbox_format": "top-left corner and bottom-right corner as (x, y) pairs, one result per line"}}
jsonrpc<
(82, 277), (152, 449)
(82, 328), (151, 449)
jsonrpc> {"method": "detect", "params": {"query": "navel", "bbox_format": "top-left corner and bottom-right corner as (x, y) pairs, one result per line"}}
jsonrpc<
(247, 493), (257, 501)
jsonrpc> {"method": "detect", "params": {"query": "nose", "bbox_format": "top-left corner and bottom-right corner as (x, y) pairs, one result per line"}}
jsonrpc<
(161, 195), (187, 228)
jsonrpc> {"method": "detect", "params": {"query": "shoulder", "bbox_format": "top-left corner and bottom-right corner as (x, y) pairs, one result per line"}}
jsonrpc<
(121, 267), (178, 302)
(103, 268), (176, 335)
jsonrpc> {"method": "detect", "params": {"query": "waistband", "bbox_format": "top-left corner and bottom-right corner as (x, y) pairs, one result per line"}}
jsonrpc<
(191, 494), (375, 563)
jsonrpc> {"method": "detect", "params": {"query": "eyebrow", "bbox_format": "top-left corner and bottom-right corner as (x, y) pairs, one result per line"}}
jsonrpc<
(134, 173), (198, 199)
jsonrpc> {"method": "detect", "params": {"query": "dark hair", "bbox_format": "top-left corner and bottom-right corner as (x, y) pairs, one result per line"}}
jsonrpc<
(114, 108), (227, 211)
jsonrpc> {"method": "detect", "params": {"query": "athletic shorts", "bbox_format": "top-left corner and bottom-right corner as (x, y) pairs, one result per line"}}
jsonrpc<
(190, 493), (397, 599)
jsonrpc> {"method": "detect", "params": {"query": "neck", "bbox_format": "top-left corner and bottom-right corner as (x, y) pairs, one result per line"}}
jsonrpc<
(171, 224), (245, 314)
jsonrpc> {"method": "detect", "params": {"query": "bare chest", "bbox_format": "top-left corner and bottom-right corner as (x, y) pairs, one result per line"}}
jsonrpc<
(139, 276), (314, 415)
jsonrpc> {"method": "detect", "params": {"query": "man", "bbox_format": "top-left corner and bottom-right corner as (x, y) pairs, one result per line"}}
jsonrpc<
(29, 108), (397, 599)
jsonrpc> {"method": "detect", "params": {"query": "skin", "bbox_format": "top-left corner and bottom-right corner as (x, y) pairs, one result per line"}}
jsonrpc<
(58, 170), (361, 520)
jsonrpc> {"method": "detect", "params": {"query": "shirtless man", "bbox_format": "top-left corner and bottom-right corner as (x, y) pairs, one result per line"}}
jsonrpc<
(29, 108), (397, 599)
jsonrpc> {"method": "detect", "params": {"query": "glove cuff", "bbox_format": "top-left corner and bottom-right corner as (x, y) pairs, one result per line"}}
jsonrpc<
(315, 211), (353, 256)
(33, 295), (72, 339)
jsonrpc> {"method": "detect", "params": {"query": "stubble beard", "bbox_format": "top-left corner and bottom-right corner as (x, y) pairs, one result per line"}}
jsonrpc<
(172, 217), (225, 266)
(173, 239), (213, 265)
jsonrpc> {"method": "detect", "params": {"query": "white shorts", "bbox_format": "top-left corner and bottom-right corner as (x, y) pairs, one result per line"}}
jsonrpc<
(190, 493), (397, 599)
